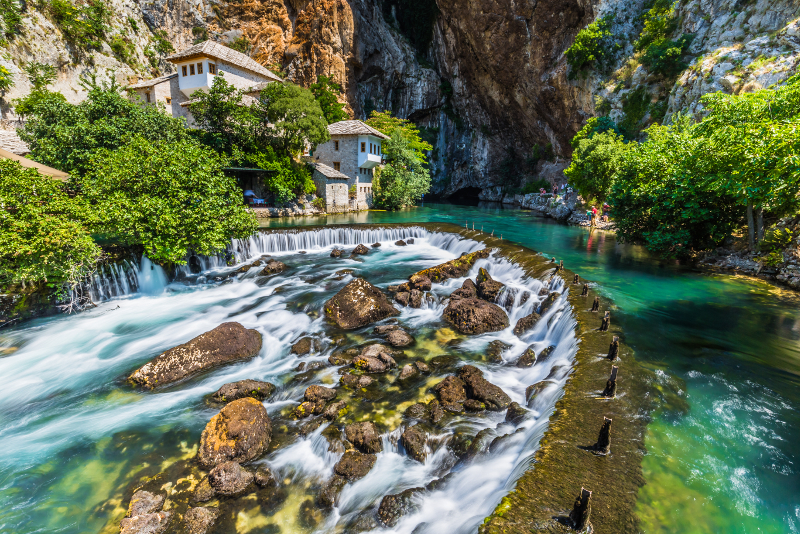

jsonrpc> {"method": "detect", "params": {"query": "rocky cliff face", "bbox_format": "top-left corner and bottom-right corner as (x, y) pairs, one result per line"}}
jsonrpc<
(3, 0), (798, 196)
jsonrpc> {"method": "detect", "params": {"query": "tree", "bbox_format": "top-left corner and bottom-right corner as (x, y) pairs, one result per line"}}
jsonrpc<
(373, 129), (431, 209)
(188, 74), (257, 157)
(564, 118), (630, 202)
(12, 62), (66, 118)
(83, 137), (257, 264)
(0, 65), (12, 95)
(19, 86), (189, 176)
(366, 110), (433, 163)
(254, 82), (330, 155)
(248, 148), (316, 203)
(310, 75), (348, 124)
(565, 16), (614, 78)
(0, 160), (100, 287)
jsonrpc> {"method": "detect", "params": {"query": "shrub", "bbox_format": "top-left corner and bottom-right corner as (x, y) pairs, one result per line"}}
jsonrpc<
(153, 30), (174, 54)
(309, 75), (347, 124)
(619, 86), (652, 139)
(248, 148), (316, 203)
(0, 0), (22, 40)
(758, 227), (794, 252)
(565, 16), (615, 78)
(312, 197), (326, 210)
(640, 35), (693, 78)
(49, 0), (110, 50)
(109, 35), (135, 65)
(521, 178), (551, 195)
(0, 65), (13, 94)
(229, 36), (250, 54)
(348, 184), (357, 199)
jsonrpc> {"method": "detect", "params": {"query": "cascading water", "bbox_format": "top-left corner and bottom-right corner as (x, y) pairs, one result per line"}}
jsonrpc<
(87, 255), (169, 302)
(0, 227), (576, 534)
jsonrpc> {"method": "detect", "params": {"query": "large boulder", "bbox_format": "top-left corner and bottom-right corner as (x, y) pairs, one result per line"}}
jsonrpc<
(476, 268), (504, 302)
(129, 322), (262, 389)
(334, 450), (377, 480)
(324, 278), (400, 330)
(208, 461), (254, 496)
(450, 279), (477, 300)
(183, 507), (219, 534)
(411, 249), (491, 282)
(408, 273), (432, 291)
(458, 365), (512, 410)
(126, 490), (164, 518)
(210, 380), (275, 403)
(442, 298), (509, 334)
(400, 425), (427, 463)
(433, 375), (467, 412)
(513, 312), (541, 335)
(259, 259), (287, 276)
(378, 487), (424, 527)
(345, 421), (383, 453)
(198, 397), (271, 469)
(120, 512), (172, 534)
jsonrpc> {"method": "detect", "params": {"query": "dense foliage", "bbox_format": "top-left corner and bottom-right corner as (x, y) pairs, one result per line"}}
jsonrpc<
(0, 0), (22, 41)
(83, 137), (257, 264)
(373, 130), (431, 209)
(48, 0), (110, 50)
(0, 160), (100, 286)
(584, 75), (800, 257)
(248, 148), (315, 203)
(254, 82), (330, 155)
(366, 110), (433, 163)
(565, 16), (615, 79)
(635, 0), (692, 79)
(309, 75), (348, 124)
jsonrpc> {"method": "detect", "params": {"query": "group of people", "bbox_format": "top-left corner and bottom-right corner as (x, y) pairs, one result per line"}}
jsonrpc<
(587, 203), (611, 226)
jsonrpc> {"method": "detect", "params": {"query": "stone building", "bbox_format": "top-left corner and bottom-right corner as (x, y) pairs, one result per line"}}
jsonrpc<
(311, 163), (350, 213)
(311, 120), (388, 210)
(126, 40), (282, 124)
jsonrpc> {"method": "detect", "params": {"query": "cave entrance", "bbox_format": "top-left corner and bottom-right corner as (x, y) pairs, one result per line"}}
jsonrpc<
(447, 186), (482, 205)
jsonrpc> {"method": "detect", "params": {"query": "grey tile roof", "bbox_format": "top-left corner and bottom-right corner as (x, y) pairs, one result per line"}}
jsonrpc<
(127, 73), (177, 89)
(328, 120), (390, 139)
(314, 162), (350, 179)
(166, 40), (283, 82)
(0, 130), (29, 155)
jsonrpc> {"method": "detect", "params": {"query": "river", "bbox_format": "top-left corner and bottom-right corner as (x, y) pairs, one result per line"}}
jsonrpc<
(0, 203), (797, 533)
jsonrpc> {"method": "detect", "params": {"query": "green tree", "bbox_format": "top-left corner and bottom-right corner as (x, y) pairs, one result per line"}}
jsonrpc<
(564, 120), (629, 202)
(309, 75), (348, 124)
(0, 65), (14, 95)
(19, 86), (189, 176)
(188, 74), (256, 158)
(373, 129), (431, 209)
(254, 82), (330, 155)
(565, 16), (614, 78)
(365, 110), (433, 163)
(249, 148), (316, 202)
(83, 137), (257, 264)
(0, 159), (100, 287)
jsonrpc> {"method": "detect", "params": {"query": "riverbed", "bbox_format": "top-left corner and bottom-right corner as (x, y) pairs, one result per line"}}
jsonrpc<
(1, 203), (798, 533)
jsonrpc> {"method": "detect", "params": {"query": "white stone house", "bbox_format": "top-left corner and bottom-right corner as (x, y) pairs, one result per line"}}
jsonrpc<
(127, 40), (283, 124)
(311, 120), (389, 211)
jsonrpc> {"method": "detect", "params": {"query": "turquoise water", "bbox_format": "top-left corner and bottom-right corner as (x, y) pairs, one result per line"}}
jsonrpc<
(264, 204), (800, 533)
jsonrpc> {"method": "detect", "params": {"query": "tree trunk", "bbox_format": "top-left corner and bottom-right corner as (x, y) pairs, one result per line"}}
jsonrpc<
(756, 207), (764, 245)
(747, 201), (755, 251)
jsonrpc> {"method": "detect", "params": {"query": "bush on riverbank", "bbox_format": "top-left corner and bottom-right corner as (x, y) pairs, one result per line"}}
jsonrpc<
(373, 130), (431, 210)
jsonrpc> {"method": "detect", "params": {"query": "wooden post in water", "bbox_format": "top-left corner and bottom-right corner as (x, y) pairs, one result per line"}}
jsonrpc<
(600, 311), (610, 331)
(606, 336), (619, 361)
(591, 296), (600, 312)
(551, 257), (556, 263)
(569, 487), (592, 531)
(581, 284), (589, 297)
(602, 366), (618, 397)
(560, 260), (564, 270)
(573, 274), (579, 284)
(593, 417), (612, 454)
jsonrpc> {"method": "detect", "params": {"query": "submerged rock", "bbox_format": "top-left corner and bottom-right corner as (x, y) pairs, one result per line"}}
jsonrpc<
(476, 268), (504, 301)
(254, 465), (277, 487)
(198, 397), (271, 469)
(126, 490), (164, 518)
(400, 425), (427, 463)
(374, 324), (399, 334)
(119, 512), (172, 534)
(505, 402), (528, 425)
(525, 380), (552, 405)
(340, 371), (374, 388)
(458, 365), (512, 410)
(516, 346), (536, 368)
(324, 278), (400, 330)
(387, 329), (415, 347)
(210, 379), (275, 403)
(513, 311), (541, 336)
(183, 507), (218, 534)
(538, 292), (561, 315)
(378, 487), (424, 527)
(208, 461), (254, 496)
(259, 259), (287, 276)
(442, 298), (509, 334)
(318, 475), (348, 508)
(129, 322), (262, 389)
(345, 421), (383, 453)
(353, 343), (397, 373)
(322, 399), (348, 420)
(399, 364), (418, 380)
(334, 450), (377, 480)
(412, 249), (491, 283)
(299, 499), (323, 528)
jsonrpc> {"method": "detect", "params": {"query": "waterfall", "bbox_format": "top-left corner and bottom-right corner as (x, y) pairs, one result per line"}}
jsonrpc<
(86, 256), (168, 303)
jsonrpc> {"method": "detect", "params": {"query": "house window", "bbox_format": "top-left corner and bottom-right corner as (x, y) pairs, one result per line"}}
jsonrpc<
(190, 64), (195, 75)
(197, 62), (203, 74)
(335, 140), (339, 151)
(209, 64), (216, 75)
(182, 65), (187, 76)
(166, 97), (171, 104)
(361, 142), (365, 153)
(333, 162), (340, 171)
(145, 92), (150, 103)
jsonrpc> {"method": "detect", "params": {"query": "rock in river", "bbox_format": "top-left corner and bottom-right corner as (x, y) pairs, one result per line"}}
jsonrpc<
(476, 268), (504, 302)
(433, 375), (467, 412)
(129, 322), (262, 389)
(290, 336), (315, 355)
(411, 249), (490, 283)
(450, 278), (478, 301)
(378, 487), (423, 527)
(458, 365), (511, 410)
(442, 298), (509, 334)
(198, 397), (271, 469)
(400, 425), (427, 463)
(183, 507), (218, 534)
(120, 512), (172, 534)
(513, 311), (541, 336)
(126, 490), (164, 517)
(334, 450), (377, 480)
(345, 421), (383, 453)
(351, 244), (369, 255)
(207, 461), (254, 496)
(387, 329), (415, 347)
(260, 259), (287, 276)
(210, 379), (275, 403)
(324, 278), (400, 330)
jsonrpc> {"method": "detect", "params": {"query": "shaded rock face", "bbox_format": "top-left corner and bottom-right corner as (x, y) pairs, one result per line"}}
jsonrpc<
(211, 380), (275, 403)
(401, 425), (427, 463)
(183, 507), (218, 534)
(120, 512), (172, 534)
(378, 487), (424, 527)
(443, 298), (509, 334)
(324, 278), (400, 330)
(208, 461), (254, 496)
(334, 450), (377, 480)
(513, 312), (541, 336)
(345, 421), (383, 453)
(126, 490), (164, 518)
(450, 278), (478, 301)
(198, 398), (272, 469)
(318, 475), (348, 509)
(129, 323), (262, 389)
(458, 365), (512, 410)
(476, 268), (504, 301)
(413, 249), (491, 283)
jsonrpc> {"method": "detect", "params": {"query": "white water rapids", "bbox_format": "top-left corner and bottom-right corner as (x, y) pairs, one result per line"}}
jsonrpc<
(0, 227), (577, 534)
